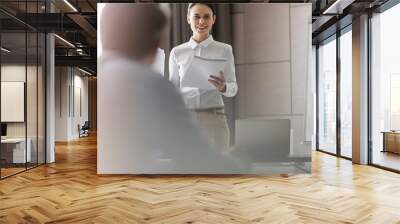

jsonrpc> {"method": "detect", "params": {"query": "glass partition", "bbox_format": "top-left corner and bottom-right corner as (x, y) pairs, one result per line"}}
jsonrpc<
(27, 31), (38, 169)
(0, 1), (46, 179)
(26, 0), (44, 169)
(1, 30), (28, 177)
(97, 3), (312, 174)
(38, 32), (45, 165)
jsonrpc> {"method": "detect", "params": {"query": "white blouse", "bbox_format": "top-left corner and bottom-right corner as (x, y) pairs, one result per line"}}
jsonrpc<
(169, 35), (238, 109)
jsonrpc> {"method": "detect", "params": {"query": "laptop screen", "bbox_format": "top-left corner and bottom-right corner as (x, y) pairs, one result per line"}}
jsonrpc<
(1, 123), (7, 137)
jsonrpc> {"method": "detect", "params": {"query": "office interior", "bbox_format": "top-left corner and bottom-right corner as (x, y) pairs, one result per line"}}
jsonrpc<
(1, 0), (398, 177)
(0, 0), (97, 179)
(97, 3), (313, 174)
(0, 0), (400, 222)
(315, 0), (400, 172)
(1, 1), (399, 177)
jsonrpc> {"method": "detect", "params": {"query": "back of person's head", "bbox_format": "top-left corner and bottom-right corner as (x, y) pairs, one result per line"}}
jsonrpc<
(101, 4), (166, 61)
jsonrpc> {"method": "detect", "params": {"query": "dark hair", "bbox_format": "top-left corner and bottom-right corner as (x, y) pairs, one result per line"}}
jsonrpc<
(187, 3), (215, 15)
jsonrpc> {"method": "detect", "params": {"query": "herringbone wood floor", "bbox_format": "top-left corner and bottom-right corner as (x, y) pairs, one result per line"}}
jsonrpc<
(1, 134), (400, 224)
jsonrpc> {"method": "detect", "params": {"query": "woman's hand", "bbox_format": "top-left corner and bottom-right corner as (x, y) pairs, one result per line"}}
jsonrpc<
(208, 71), (226, 93)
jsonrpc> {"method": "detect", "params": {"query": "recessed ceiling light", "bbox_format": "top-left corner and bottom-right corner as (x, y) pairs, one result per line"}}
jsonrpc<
(322, 0), (354, 15)
(54, 34), (75, 48)
(63, 0), (78, 12)
(1, 47), (11, 53)
(78, 67), (93, 76)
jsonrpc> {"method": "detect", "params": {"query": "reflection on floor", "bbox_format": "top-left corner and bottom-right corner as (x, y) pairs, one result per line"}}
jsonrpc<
(340, 146), (352, 158)
(0, 162), (42, 178)
(0, 167), (25, 178)
(373, 150), (400, 171)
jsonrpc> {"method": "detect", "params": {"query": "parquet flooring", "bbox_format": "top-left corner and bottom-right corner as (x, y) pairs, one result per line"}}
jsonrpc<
(1, 167), (26, 178)
(373, 151), (400, 171)
(1, 134), (400, 223)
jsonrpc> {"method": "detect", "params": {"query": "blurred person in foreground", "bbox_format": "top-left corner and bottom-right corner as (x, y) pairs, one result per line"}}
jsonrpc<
(98, 3), (245, 174)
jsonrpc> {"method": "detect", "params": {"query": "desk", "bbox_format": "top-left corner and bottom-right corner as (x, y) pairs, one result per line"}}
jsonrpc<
(1, 138), (31, 163)
(382, 131), (400, 154)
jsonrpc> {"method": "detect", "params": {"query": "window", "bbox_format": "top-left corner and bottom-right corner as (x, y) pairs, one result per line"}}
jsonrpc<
(318, 36), (337, 154)
(371, 3), (400, 171)
(340, 29), (352, 158)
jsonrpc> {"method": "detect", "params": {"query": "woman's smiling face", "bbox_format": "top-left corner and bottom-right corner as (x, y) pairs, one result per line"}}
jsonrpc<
(187, 4), (216, 37)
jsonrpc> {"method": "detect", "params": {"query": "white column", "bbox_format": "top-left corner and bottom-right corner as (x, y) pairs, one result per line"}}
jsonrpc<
(46, 32), (55, 163)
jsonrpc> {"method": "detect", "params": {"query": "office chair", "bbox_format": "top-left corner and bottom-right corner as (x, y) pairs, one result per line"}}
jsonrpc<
(79, 121), (90, 138)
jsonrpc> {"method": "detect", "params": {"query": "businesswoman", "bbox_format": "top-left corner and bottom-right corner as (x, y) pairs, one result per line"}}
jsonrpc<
(169, 3), (238, 151)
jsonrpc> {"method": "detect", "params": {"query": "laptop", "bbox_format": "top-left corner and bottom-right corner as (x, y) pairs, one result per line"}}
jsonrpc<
(231, 118), (291, 163)
(1, 123), (7, 140)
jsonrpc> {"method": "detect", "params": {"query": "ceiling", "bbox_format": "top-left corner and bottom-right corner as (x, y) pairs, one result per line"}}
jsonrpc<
(0, 0), (394, 75)
(0, 0), (97, 73)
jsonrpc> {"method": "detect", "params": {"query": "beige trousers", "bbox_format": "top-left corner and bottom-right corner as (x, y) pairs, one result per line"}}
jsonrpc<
(191, 108), (230, 151)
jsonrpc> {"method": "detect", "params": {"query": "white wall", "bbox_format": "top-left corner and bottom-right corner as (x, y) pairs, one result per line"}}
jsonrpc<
(72, 73), (89, 138)
(1, 66), (27, 139)
(55, 67), (89, 141)
(233, 3), (312, 157)
(1, 63), (46, 163)
(1, 65), (38, 137)
(55, 67), (69, 141)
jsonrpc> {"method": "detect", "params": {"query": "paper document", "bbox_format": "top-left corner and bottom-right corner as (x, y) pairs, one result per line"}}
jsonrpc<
(181, 56), (227, 90)
(152, 48), (165, 76)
